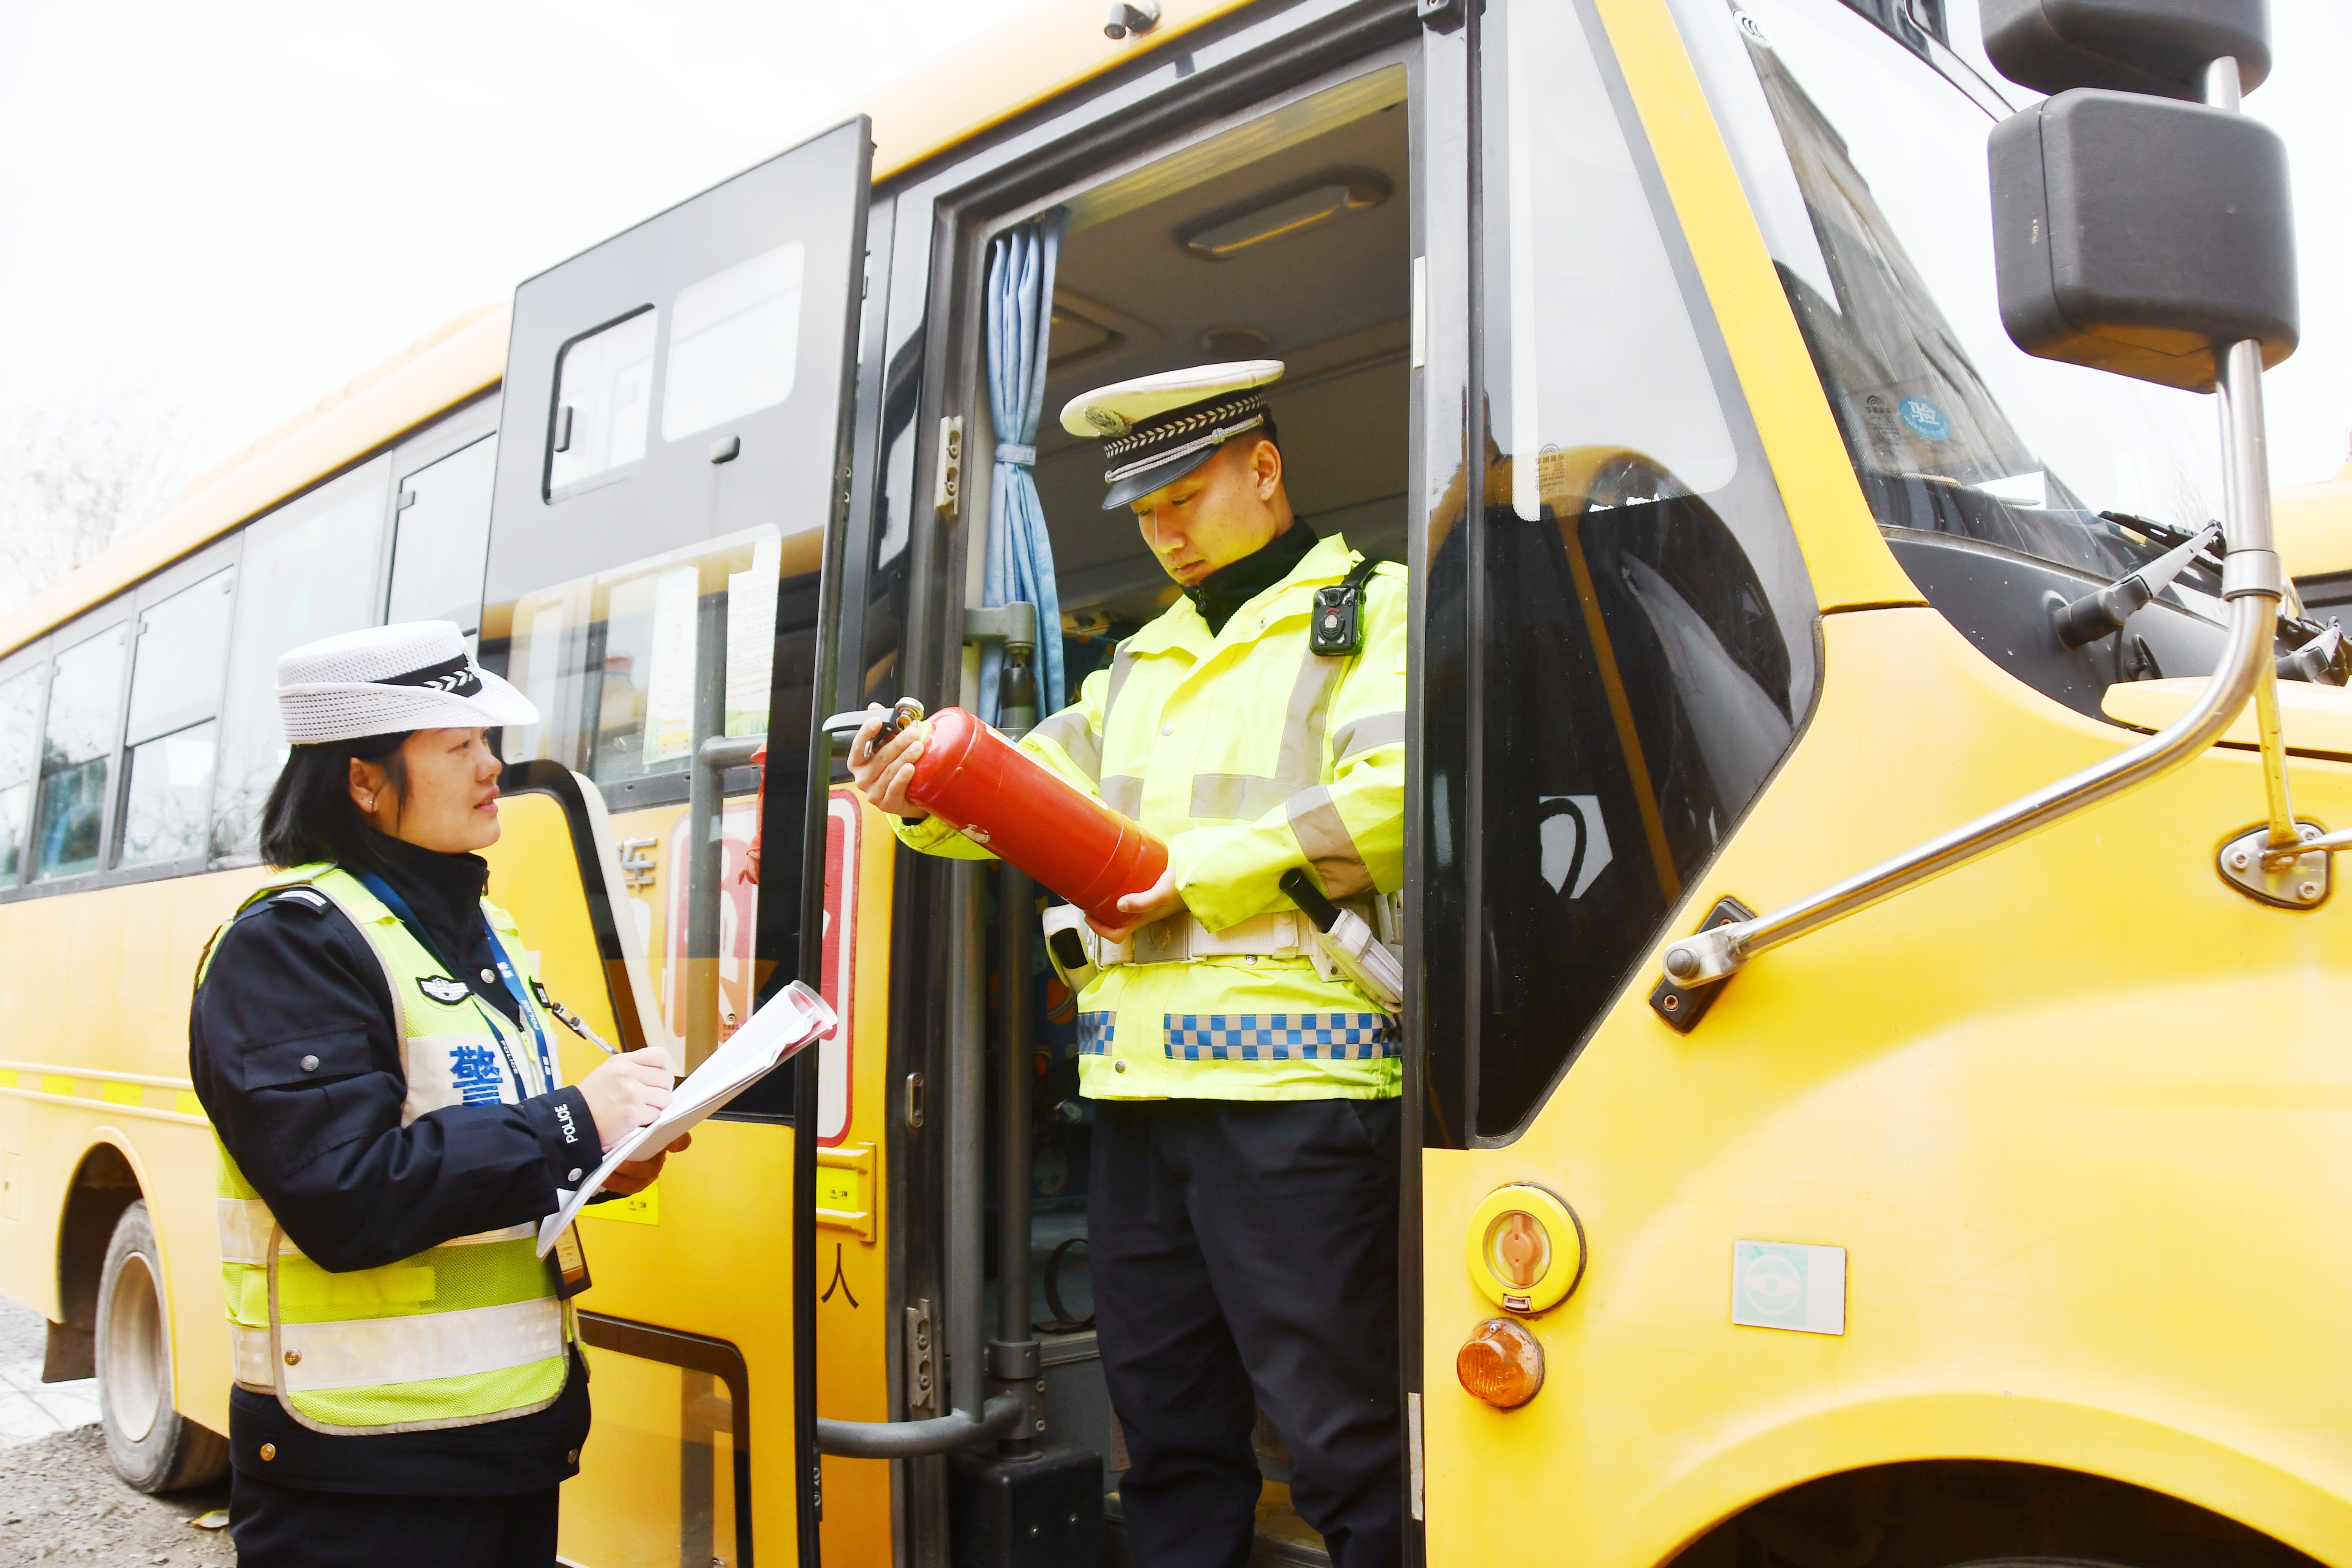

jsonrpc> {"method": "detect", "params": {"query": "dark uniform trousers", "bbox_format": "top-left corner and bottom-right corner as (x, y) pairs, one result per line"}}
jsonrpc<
(1090, 1096), (1404, 1568)
(229, 1471), (559, 1567)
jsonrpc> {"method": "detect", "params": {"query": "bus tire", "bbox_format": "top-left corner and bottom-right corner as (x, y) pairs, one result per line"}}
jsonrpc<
(96, 1200), (228, 1493)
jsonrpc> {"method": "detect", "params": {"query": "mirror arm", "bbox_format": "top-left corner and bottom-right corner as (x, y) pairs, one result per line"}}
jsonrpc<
(1663, 321), (2285, 994)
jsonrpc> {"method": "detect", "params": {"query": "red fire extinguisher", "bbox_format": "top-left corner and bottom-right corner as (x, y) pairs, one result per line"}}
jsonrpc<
(899, 705), (1166, 927)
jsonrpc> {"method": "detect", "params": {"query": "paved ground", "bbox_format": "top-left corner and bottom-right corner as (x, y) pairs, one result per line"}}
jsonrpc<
(0, 1298), (232, 1566)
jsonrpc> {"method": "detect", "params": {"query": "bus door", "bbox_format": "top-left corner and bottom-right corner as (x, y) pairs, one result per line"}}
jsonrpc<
(474, 119), (872, 1568)
(1416, 0), (1828, 1557)
(828, 15), (1440, 1565)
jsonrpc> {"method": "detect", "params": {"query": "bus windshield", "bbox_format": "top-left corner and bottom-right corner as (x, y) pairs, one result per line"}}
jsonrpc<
(1674, 0), (2226, 585)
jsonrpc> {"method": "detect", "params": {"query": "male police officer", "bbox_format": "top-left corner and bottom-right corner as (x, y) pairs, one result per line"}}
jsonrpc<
(852, 362), (1408, 1568)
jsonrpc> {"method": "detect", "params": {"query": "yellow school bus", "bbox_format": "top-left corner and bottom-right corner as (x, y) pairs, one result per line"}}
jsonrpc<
(3, 0), (2347, 1564)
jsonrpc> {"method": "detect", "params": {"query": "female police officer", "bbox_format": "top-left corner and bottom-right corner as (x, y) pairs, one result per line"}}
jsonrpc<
(190, 621), (684, 1566)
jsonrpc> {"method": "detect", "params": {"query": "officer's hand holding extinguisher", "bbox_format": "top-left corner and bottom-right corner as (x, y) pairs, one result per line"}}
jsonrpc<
(847, 704), (1187, 945)
(849, 705), (934, 821)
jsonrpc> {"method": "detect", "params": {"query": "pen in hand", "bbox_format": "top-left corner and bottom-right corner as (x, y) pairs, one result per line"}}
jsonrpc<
(548, 999), (619, 1055)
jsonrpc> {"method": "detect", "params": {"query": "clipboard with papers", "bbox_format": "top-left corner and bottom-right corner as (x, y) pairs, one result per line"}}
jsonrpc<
(537, 979), (837, 1256)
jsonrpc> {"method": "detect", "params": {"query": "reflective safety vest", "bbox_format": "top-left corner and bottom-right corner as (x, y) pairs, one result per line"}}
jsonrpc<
(198, 863), (574, 1435)
(898, 531), (1408, 1101)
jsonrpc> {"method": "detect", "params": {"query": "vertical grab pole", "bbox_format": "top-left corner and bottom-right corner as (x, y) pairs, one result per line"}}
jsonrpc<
(948, 860), (988, 1427)
(991, 637), (1040, 1455)
(687, 583), (728, 1069)
(2204, 55), (2298, 858)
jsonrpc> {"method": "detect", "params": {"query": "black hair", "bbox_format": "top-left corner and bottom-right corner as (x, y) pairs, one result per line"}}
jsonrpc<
(259, 732), (413, 871)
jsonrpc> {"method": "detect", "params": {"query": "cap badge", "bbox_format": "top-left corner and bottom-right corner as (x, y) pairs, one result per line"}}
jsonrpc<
(1085, 408), (1130, 436)
(383, 652), (485, 698)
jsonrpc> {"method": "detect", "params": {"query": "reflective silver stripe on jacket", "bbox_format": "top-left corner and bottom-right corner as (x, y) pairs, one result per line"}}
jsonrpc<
(1288, 786), (1372, 899)
(217, 1200), (532, 1266)
(1189, 774), (1293, 822)
(236, 1297), (564, 1394)
(1029, 705), (1102, 784)
(1102, 644), (1141, 727)
(1331, 710), (1406, 762)
(1102, 775), (1144, 818)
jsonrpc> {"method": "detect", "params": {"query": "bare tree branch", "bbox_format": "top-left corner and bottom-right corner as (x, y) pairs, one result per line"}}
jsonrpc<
(0, 391), (217, 615)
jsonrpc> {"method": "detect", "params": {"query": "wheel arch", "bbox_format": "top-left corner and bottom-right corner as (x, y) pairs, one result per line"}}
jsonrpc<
(48, 1130), (161, 1382)
(1633, 1393), (2347, 1568)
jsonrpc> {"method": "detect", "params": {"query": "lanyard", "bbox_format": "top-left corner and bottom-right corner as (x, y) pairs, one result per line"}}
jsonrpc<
(352, 869), (556, 1099)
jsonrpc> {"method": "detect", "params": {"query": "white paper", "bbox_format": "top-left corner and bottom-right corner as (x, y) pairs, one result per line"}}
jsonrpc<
(641, 564), (701, 765)
(724, 534), (782, 737)
(537, 980), (837, 1255)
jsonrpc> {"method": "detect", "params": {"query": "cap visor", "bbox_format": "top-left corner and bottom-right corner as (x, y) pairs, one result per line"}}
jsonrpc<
(1101, 444), (1221, 511)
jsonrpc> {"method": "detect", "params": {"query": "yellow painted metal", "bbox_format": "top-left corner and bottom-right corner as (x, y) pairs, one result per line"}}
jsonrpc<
(2104, 674), (2352, 762)
(0, 863), (268, 1440)
(2277, 459), (2352, 582)
(1421, 607), (2352, 1566)
(1587, 0), (1920, 614)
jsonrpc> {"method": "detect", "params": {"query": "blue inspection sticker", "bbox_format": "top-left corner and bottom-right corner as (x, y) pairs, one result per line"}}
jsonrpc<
(1897, 397), (1951, 441)
(1731, 1239), (1846, 1334)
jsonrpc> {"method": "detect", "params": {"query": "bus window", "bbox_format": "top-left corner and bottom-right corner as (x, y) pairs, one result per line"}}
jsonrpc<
(33, 622), (129, 882)
(548, 308), (658, 500)
(0, 665), (42, 882)
(117, 567), (236, 868)
(211, 459), (390, 861)
(489, 527), (805, 792)
(1428, 0), (1818, 1137)
(387, 434), (498, 637)
(662, 243), (804, 442)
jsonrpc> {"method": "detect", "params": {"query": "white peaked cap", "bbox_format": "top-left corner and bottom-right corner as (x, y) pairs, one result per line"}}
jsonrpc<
(277, 621), (539, 744)
(1058, 359), (1285, 438)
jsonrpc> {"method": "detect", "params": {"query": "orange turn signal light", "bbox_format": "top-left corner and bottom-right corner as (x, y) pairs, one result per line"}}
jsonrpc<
(1455, 1318), (1544, 1410)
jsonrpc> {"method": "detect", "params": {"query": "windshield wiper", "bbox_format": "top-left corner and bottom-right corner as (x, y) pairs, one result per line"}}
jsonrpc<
(2053, 521), (2222, 648)
(2099, 510), (2229, 580)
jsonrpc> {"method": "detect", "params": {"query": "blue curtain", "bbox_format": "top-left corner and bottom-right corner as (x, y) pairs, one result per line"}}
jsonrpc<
(981, 209), (1068, 723)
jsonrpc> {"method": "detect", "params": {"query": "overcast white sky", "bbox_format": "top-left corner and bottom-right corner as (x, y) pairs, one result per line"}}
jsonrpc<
(0, 0), (2345, 535)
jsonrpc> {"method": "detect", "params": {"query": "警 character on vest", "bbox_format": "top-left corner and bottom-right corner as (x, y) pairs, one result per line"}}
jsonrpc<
(188, 621), (687, 1568)
(852, 361), (1409, 1568)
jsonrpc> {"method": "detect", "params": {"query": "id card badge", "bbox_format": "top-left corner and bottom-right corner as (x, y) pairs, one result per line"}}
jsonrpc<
(551, 1222), (593, 1299)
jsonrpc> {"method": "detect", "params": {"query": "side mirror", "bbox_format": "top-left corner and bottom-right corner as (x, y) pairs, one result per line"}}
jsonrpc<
(1982, 0), (2271, 99)
(1989, 89), (2296, 392)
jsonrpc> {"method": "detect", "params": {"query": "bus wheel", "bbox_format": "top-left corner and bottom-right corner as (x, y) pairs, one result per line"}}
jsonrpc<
(96, 1200), (228, 1492)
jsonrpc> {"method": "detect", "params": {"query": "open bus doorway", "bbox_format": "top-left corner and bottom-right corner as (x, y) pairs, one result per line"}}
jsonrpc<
(966, 61), (1413, 1568)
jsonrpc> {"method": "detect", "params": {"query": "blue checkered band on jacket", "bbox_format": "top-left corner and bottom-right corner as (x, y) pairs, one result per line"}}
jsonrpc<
(1161, 1013), (1400, 1062)
(1076, 1012), (1116, 1056)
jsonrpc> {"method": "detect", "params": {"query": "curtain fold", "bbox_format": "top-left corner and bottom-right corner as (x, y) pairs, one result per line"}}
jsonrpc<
(981, 210), (1069, 723)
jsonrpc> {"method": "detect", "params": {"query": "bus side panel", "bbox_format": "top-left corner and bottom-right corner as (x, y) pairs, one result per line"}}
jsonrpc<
(1419, 608), (2352, 1566)
(0, 867), (267, 1442)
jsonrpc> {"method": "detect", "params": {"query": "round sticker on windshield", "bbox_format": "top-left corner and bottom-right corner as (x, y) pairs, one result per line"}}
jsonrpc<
(1897, 397), (1951, 441)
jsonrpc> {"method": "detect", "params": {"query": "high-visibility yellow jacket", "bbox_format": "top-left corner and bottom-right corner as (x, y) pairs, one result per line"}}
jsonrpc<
(896, 531), (1407, 1101)
(200, 864), (575, 1433)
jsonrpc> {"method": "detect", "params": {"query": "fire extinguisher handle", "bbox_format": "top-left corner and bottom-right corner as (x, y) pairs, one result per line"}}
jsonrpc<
(1279, 868), (1341, 933)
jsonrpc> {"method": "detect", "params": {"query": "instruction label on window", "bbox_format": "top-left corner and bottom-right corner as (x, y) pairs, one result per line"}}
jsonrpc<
(642, 565), (700, 765)
(724, 534), (782, 738)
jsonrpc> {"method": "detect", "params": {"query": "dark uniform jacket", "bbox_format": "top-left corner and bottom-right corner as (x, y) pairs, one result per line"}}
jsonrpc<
(190, 836), (597, 1494)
